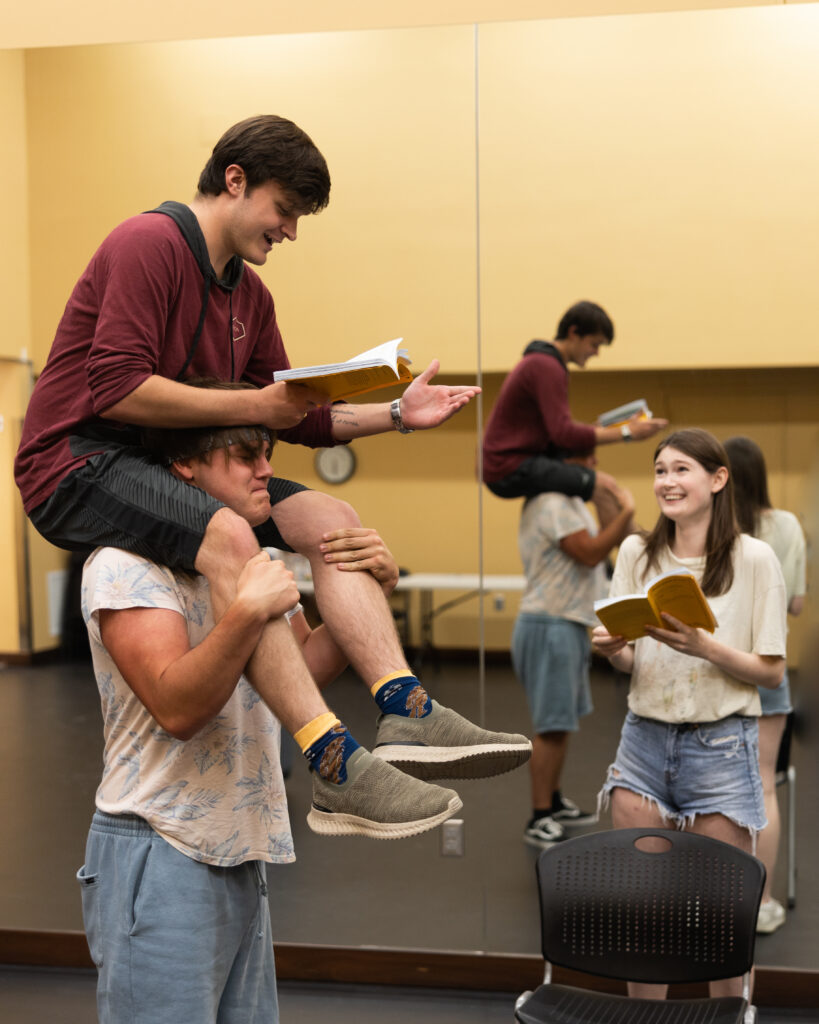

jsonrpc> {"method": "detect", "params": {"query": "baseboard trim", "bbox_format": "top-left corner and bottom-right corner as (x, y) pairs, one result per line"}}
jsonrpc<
(1, 930), (816, 1008)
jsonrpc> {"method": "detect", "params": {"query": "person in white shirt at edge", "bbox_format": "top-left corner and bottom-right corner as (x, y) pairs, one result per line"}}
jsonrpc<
(512, 450), (635, 847)
(724, 435), (807, 937)
(593, 428), (787, 1002)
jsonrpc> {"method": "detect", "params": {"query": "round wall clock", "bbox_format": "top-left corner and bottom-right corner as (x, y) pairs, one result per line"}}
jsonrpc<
(314, 445), (357, 485)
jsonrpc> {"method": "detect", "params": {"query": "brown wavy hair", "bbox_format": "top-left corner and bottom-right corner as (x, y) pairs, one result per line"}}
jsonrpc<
(197, 115), (330, 214)
(640, 428), (738, 597)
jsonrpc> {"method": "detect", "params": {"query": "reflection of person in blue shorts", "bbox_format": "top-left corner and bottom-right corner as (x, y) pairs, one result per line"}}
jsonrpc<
(512, 452), (635, 846)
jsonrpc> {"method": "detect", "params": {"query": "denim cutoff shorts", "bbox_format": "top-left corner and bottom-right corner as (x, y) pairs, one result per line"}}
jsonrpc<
(759, 668), (793, 716)
(599, 710), (766, 834)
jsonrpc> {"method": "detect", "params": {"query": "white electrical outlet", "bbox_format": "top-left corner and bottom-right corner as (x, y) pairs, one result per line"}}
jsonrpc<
(440, 818), (465, 857)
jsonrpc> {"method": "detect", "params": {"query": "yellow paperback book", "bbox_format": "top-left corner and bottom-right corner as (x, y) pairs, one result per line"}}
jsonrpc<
(273, 338), (412, 402)
(594, 569), (717, 642)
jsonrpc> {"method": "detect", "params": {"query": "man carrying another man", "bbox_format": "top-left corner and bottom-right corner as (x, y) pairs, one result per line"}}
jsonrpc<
(16, 115), (530, 837)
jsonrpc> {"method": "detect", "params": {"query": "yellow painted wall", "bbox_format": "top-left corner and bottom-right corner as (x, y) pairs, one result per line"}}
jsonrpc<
(0, 49), (70, 657)
(0, 50), (30, 362)
(25, 28), (478, 373)
(7, 2), (819, 652)
(1, 0), (787, 50)
(478, 5), (819, 371)
(0, 364), (30, 652)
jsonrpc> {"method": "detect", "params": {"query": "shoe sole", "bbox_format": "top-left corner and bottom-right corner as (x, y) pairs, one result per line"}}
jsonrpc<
(553, 814), (599, 828)
(306, 794), (462, 839)
(523, 833), (566, 849)
(756, 915), (786, 934)
(372, 742), (532, 781)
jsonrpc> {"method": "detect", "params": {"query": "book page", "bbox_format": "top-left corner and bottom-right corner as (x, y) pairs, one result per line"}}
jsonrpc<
(343, 337), (408, 371)
(647, 574), (717, 632)
(594, 596), (662, 641)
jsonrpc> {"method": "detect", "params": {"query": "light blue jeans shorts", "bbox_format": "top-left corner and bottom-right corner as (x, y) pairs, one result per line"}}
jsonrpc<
(77, 811), (278, 1024)
(599, 711), (766, 835)
(511, 613), (593, 733)
(759, 667), (793, 716)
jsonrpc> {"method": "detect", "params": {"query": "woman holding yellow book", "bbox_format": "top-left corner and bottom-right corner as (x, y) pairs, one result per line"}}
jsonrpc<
(592, 428), (787, 1002)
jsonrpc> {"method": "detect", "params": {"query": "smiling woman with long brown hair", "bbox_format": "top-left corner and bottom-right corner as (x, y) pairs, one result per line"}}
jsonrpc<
(593, 428), (788, 1001)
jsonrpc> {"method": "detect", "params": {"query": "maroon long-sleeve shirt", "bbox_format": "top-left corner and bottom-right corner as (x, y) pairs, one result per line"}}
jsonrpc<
(15, 212), (332, 514)
(481, 343), (596, 483)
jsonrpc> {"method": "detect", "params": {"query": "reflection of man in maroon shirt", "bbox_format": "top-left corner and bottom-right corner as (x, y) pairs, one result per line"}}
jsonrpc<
(481, 301), (666, 501)
(15, 116), (510, 818)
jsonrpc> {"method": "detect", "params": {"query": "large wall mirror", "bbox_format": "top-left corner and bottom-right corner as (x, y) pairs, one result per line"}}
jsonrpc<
(3, 0), (817, 976)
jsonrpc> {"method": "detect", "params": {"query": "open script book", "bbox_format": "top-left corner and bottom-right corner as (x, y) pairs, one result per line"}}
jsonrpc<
(273, 338), (412, 401)
(594, 568), (717, 641)
(598, 398), (652, 427)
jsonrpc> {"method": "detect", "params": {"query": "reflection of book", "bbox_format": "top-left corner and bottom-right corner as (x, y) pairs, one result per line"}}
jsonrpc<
(599, 398), (652, 427)
(594, 569), (717, 641)
(273, 338), (412, 401)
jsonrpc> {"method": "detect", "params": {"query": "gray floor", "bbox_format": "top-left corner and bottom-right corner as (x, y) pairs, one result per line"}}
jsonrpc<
(1, 969), (817, 1023)
(0, 655), (816, 1021)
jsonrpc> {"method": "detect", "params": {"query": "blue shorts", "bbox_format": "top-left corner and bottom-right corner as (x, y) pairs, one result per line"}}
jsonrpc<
(511, 613), (593, 733)
(599, 711), (766, 834)
(77, 811), (278, 1024)
(759, 668), (792, 716)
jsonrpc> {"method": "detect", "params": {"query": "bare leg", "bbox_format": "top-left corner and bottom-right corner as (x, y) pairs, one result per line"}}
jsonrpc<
(610, 785), (671, 1000)
(269, 491), (531, 785)
(530, 732), (569, 810)
(195, 506), (328, 734)
(757, 714), (786, 903)
(685, 813), (755, 999)
(272, 490), (409, 686)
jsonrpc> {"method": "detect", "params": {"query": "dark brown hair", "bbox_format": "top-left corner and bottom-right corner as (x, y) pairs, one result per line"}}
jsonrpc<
(555, 301), (614, 342)
(723, 436), (772, 536)
(197, 115), (331, 213)
(640, 428), (738, 596)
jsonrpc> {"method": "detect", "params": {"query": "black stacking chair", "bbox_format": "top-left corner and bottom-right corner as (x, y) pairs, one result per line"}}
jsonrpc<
(515, 828), (765, 1024)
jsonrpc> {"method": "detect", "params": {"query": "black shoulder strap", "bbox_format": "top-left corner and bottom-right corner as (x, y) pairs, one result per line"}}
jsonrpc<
(144, 201), (244, 381)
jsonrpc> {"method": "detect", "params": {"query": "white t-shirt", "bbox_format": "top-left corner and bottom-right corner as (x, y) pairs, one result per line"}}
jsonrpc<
(517, 493), (607, 627)
(82, 547), (294, 867)
(610, 533), (787, 722)
(756, 508), (806, 605)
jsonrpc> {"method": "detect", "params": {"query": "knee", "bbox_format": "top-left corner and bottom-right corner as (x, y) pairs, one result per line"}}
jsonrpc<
(197, 507), (259, 574)
(276, 491), (362, 556)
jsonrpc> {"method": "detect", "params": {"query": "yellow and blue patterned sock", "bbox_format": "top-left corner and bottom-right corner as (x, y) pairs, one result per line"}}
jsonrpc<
(295, 713), (360, 785)
(371, 671), (432, 719)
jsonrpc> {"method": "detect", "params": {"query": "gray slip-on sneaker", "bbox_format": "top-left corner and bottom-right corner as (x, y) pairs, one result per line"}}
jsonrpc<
(307, 747), (462, 839)
(372, 700), (532, 780)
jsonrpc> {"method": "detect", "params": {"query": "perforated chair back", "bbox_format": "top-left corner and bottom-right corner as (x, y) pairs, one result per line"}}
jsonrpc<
(536, 828), (765, 985)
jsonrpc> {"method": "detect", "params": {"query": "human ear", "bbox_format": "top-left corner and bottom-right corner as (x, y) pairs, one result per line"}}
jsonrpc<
(711, 466), (729, 493)
(170, 457), (196, 483)
(224, 164), (246, 196)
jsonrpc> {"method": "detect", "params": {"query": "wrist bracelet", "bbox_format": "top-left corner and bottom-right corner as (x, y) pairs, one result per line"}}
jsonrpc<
(390, 398), (414, 434)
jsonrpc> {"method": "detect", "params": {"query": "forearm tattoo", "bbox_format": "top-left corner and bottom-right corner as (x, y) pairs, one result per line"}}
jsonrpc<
(330, 405), (360, 428)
